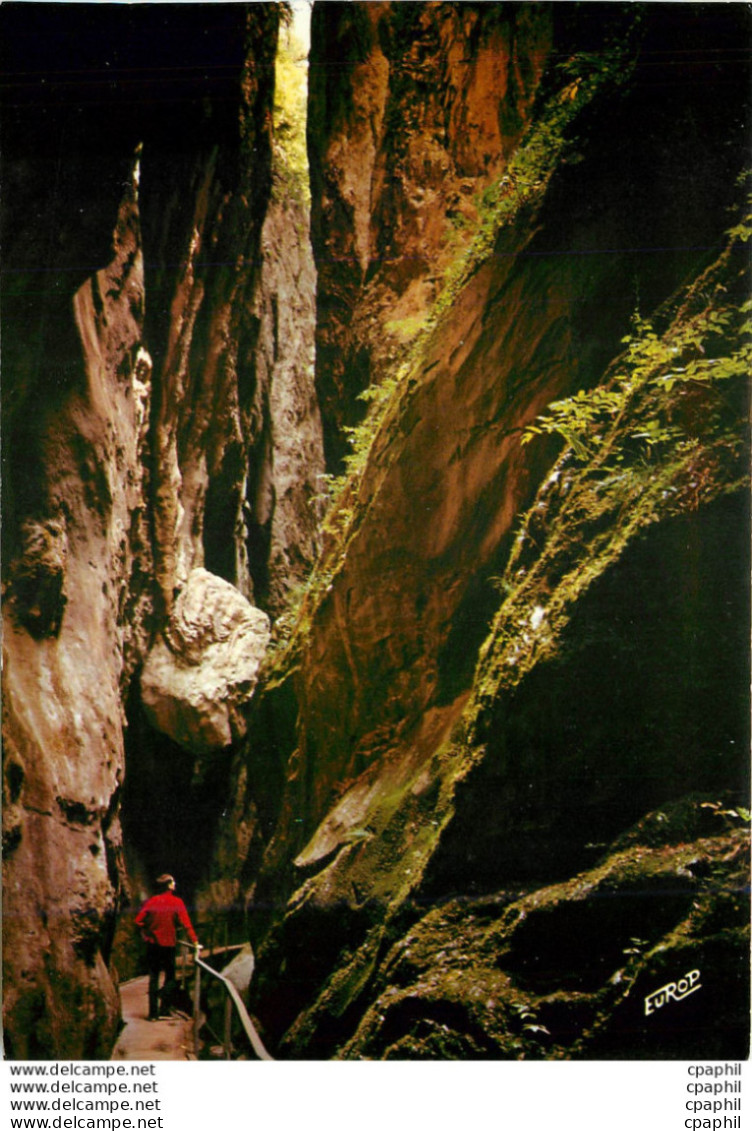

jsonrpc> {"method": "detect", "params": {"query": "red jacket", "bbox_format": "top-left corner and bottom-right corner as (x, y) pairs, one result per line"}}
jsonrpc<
(135, 891), (198, 948)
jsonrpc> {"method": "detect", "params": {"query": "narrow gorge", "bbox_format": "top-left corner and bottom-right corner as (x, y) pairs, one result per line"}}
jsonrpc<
(2, 2), (749, 1061)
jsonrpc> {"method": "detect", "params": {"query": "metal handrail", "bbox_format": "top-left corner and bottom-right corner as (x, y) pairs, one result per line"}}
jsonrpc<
(178, 940), (273, 1061)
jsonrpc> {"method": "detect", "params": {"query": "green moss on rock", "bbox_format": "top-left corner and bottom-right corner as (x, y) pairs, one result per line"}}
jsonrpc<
(337, 805), (749, 1059)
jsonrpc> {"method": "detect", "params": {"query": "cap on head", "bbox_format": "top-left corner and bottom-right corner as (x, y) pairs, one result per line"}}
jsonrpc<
(156, 873), (175, 890)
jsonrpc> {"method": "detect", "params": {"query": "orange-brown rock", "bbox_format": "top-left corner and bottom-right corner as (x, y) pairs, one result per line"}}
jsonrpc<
(308, 1), (552, 467)
(2, 158), (150, 1058)
(1, 4), (283, 1058)
(2, 1), (749, 1066)
(241, 179), (325, 618)
(218, 3), (751, 1060)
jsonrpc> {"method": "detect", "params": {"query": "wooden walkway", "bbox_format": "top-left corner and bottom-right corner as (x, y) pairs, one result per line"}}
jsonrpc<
(110, 976), (194, 1061)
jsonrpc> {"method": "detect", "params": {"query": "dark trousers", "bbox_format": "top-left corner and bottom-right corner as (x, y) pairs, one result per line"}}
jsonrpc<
(145, 944), (176, 1019)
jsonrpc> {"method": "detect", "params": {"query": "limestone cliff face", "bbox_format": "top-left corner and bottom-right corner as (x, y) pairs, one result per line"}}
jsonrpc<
(140, 568), (271, 756)
(241, 178), (324, 619)
(140, 8), (322, 625)
(2, 2), (749, 1065)
(2, 157), (151, 1059)
(208, 3), (750, 1059)
(1, 3), (322, 1058)
(308, 0), (552, 467)
(139, 8), (279, 616)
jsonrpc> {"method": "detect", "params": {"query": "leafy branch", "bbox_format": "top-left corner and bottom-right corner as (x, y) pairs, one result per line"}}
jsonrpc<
(522, 246), (752, 462)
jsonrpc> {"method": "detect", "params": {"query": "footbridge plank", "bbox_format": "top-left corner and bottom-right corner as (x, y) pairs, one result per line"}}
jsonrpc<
(110, 977), (193, 1061)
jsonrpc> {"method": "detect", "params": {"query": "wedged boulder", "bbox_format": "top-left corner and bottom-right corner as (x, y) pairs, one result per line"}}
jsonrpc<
(141, 568), (270, 755)
(222, 944), (255, 995)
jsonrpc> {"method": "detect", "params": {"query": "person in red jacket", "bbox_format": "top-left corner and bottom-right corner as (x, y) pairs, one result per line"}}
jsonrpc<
(135, 874), (201, 1021)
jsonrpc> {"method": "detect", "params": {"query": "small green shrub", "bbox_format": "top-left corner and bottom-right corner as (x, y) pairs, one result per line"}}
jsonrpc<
(522, 277), (751, 462)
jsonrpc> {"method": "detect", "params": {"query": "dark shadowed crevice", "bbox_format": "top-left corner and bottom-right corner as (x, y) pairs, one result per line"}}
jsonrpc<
(120, 681), (233, 911)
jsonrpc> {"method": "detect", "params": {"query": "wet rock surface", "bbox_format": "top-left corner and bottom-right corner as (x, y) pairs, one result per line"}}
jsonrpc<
(1, 4), (282, 1058)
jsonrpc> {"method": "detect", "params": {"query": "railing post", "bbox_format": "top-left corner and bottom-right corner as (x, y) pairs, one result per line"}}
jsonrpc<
(177, 938), (272, 1060)
(192, 944), (201, 1058)
(223, 996), (233, 1060)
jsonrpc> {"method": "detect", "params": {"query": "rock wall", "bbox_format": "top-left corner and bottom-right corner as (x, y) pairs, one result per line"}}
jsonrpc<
(240, 175), (324, 620)
(140, 14), (322, 624)
(308, 0), (553, 468)
(138, 8), (275, 615)
(2, 153), (151, 1058)
(2, 1), (749, 1064)
(209, 3), (750, 1059)
(1, 2), (323, 1058)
